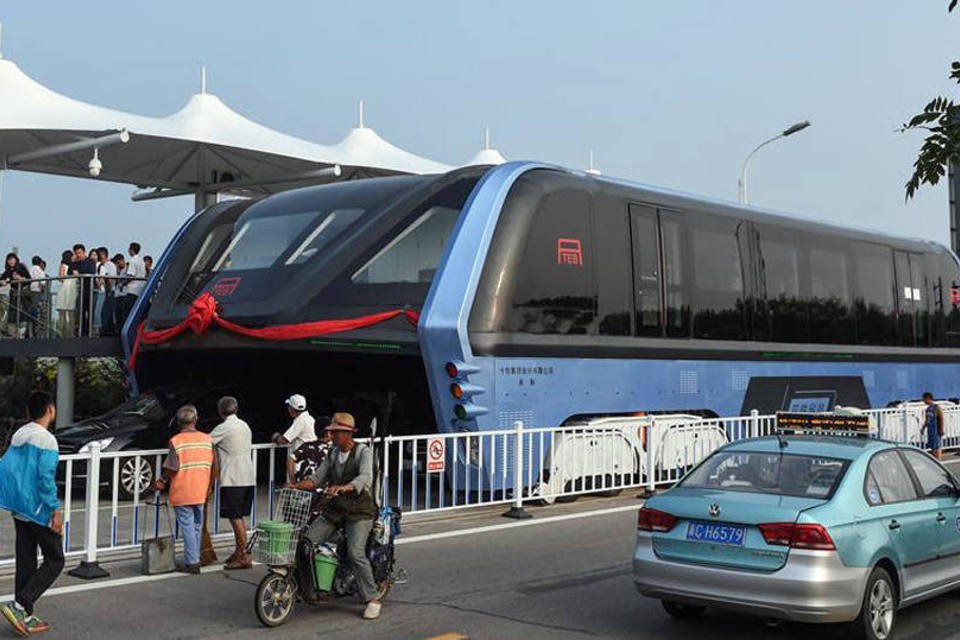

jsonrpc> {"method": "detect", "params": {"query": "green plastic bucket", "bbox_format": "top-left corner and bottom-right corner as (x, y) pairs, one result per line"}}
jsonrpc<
(258, 520), (294, 556)
(313, 553), (338, 592)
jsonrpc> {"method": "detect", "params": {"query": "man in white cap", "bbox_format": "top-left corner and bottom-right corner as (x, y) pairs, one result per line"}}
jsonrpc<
(271, 394), (316, 484)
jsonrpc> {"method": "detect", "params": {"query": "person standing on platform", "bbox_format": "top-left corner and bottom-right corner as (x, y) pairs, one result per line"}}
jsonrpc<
(922, 392), (945, 460)
(0, 391), (63, 635)
(71, 245), (97, 336)
(1, 254), (31, 337)
(122, 242), (146, 320)
(97, 248), (119, 336)
(210, 396), (255, 570)
(153, 405), (216, 575)
(272, 394), (317, 484)
(27, 257), (46, 337)
(55, 250), (77, 337)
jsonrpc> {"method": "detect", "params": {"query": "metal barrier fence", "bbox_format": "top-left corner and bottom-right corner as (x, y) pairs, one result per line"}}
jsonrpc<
(0, 274), (146, 339)
(0, 404), (955, 572)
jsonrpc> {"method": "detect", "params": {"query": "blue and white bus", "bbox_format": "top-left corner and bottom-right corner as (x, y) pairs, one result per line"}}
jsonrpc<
(124, 162), (960, 438)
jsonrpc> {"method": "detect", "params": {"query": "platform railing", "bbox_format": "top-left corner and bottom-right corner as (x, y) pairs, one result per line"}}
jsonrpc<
(0, 274), (146, 339)
(0, 403), (956, 573)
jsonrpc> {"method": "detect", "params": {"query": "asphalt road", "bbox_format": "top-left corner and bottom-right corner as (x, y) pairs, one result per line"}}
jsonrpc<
(2, 496), (960, 640)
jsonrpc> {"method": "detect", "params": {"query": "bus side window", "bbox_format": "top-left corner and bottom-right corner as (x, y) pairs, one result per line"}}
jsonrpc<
(808, 242), (855, 344)
(853, 244), (898, 346)
(660, 216), (690, 338)
(594, 194), (632, 336)
(757, 231), (807, 343)
(689, 216), (747, 340)
(507, 184), (597, 335)
(939, 254), (960, 347)
(628, 205), (662, 337)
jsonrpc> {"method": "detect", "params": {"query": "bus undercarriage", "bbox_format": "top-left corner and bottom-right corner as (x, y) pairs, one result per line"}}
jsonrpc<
(136, 348), (436, 438)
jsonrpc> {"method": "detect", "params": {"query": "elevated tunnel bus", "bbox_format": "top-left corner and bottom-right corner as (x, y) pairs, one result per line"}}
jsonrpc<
(124, 161), (960, 491)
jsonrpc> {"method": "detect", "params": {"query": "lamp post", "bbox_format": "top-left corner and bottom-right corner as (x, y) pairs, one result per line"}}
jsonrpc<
(738, 120), (811, 204)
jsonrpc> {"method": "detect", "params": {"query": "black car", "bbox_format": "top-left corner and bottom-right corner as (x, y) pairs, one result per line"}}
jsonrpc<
(56, 386), (282, 499)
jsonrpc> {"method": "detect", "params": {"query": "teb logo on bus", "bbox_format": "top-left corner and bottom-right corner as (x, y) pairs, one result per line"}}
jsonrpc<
(556, 238), (583, 266)
(212, 277), (242, 297)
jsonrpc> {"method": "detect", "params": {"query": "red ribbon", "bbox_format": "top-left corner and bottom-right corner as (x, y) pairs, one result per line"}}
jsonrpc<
(128, 292), (419, 370)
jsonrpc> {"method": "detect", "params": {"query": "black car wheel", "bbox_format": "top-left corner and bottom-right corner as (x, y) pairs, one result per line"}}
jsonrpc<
(661, 600), (706, 621)
(118, 455), (154, 501)
(854, 566), (897, 640)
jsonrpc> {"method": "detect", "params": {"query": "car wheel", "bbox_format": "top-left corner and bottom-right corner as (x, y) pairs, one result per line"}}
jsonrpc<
(854, 566), (897, 640)
(661, 600), (706, 621)
(118, 455), (154, 501)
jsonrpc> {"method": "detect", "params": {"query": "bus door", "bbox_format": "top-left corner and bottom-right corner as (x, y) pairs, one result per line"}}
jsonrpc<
(628, 205), (663, 336)
(895, 250), (927, 346)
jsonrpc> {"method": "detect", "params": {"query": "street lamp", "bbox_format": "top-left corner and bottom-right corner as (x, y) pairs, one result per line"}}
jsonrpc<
(738, 120), (811, 204)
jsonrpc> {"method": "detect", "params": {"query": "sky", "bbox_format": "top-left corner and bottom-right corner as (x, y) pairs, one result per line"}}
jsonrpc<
(0, 1), (958, 266)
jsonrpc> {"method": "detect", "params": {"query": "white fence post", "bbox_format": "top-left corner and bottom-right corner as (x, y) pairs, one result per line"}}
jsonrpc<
(645, 417), (657, 495)
(68, 443), (109, 579)
(503, 421), (531, 519)
(901, 406), (910, 445)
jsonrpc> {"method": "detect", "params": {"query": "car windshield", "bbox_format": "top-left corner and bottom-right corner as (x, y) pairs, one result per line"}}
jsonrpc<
(680, 451), (849, 498)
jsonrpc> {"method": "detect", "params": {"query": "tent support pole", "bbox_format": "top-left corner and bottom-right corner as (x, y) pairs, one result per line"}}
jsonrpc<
(194, 189), (218, 213)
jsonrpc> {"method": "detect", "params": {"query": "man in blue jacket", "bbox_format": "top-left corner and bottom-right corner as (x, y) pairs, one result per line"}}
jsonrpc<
(0, 391), (63, 635)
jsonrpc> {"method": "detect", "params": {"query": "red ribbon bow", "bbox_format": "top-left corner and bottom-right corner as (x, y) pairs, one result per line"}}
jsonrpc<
(183, 292), (218, 335)
(128, 293), (419, 370)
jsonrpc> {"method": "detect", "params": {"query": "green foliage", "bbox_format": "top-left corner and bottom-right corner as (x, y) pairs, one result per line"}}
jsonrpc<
(901, 0), (959, 199)
(0, 359), (48, 420)
(0, 358), (127, 422)
(901, 63), (960, 200)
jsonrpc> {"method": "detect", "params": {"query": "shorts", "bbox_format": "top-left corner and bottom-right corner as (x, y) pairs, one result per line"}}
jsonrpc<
(219, 486), (254, 519)
(928, 431), (943, 451)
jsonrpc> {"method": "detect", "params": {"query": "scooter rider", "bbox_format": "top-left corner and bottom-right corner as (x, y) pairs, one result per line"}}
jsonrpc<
(288, 413), (382, 620)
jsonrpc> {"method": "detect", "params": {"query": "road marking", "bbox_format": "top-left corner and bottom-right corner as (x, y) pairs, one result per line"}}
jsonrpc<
(396, 504), (639, 546)
(424, 634), (468, 640)
(0, 503), (640, 601)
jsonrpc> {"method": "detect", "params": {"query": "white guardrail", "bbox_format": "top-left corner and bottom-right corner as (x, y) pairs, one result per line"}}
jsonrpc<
(2, 404), (956, 571)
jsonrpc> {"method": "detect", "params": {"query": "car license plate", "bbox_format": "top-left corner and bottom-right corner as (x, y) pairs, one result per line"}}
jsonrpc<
(686, 521), (746, 546)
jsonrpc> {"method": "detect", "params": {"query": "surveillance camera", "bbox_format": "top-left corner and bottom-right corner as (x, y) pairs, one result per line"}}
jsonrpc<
(89, 149), (102, 178)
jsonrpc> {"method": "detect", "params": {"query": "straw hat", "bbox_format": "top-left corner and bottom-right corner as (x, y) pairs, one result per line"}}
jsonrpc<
(325, 412), (356, 432)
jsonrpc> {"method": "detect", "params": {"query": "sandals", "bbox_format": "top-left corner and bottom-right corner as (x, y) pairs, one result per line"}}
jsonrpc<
(224, 555), (252, 570)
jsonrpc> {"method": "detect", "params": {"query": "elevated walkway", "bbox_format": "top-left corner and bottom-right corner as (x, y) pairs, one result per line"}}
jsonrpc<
(0, 274), (141, 426)
(0, 336), (122, 358)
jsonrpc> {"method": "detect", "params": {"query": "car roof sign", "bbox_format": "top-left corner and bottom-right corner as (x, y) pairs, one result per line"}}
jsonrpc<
(775, 412), (871, 438)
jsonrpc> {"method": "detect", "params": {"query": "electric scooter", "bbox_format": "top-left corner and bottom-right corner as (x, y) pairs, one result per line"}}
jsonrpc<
(252, 488), (402, 627)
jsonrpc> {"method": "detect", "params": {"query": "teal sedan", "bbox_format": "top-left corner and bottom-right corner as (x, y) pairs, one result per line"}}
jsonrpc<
(633, 435), (960, 640)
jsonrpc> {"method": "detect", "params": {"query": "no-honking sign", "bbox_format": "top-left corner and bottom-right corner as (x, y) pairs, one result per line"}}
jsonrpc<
(427, 437), (445, 473)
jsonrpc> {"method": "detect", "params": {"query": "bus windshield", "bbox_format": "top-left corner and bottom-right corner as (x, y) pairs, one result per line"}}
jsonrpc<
(189, 179), (419, 276)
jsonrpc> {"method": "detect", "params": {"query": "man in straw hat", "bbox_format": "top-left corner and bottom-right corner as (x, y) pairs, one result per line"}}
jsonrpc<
(289, 412), (382, 620)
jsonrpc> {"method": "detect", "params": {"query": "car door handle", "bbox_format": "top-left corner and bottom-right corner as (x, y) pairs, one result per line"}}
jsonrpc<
(937, 514), (948, 523)
(889, 520), (901, 530)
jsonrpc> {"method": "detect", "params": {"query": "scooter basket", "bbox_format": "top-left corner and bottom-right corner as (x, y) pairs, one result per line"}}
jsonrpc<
(253, 520), (297, 565)
(253, 489), (315, 565)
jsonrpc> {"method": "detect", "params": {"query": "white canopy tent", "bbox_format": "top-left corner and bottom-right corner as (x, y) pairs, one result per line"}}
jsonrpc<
(465, 128), (506, 167)
(0, 55), (453, 211)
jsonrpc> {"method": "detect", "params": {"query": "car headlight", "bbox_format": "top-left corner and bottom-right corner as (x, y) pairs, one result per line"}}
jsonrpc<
(78, 437), (115, 454)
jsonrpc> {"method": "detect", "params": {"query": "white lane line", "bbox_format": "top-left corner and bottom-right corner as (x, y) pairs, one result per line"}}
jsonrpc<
(0, 566), (220, 600)
(0, 504), (641, 601)
(396, 504), (640, 546)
